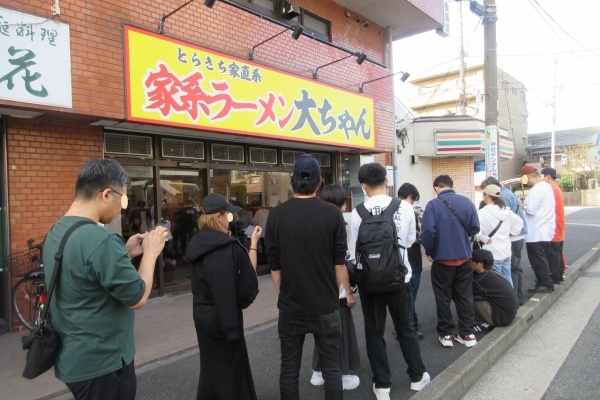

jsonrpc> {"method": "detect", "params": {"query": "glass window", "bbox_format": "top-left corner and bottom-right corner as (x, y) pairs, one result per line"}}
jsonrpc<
(301, 11), (330, 41)
(254, 0), (275, 11)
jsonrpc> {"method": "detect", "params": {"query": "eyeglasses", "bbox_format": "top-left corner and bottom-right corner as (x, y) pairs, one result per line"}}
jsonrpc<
(100, 188), (129, 209)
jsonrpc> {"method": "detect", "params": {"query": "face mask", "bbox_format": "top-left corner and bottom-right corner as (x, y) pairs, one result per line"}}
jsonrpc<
(120, 194), (129, 209)
(521, 175), (528, 185)
(226, 212), (233, 223)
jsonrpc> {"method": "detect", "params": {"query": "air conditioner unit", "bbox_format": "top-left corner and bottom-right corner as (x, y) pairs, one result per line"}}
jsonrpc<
(281, 1), (300, 19)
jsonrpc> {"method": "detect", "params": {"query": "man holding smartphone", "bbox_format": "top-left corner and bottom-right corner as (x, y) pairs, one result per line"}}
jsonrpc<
(43, 159), (168, 400)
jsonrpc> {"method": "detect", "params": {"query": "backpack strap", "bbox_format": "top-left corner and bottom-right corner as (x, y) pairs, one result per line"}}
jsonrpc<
(356, 202), (370, 220)
(356, 198), (401, 220)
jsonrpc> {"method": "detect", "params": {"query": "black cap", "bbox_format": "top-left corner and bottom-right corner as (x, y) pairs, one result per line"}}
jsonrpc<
(201, 193), (241, 214)
(293, 154), (321, 181)
(540, 167), (557, 179)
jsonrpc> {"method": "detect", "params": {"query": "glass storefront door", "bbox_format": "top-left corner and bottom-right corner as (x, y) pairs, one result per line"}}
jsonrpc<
(158, 169), (205, 292)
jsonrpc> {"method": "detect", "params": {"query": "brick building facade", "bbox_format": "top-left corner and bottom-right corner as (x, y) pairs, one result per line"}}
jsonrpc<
(0, 0), (442, 331)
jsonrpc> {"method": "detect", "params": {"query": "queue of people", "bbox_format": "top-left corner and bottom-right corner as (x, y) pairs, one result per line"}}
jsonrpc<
(43, 157), (565, 400)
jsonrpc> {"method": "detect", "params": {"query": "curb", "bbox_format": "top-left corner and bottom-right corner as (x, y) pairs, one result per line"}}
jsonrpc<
(412, 241), (600, 400)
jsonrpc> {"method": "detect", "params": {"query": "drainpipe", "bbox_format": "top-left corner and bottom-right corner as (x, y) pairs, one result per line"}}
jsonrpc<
(388, 26), (399, 195)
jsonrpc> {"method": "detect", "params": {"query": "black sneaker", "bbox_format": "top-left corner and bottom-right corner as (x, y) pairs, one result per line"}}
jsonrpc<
(528, 285), (554, 293)
(417, 332), (424, 340)
(473, 323), (491, 333)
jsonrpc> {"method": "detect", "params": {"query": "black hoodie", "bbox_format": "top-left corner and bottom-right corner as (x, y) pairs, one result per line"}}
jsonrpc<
(186, 228), (259, 341)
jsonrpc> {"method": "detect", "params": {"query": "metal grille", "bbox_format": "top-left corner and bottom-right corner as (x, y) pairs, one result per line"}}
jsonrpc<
(581, 271), (600, 278)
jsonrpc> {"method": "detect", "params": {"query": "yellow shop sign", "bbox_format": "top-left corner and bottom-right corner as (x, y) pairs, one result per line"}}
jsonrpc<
(125, 26), (375, 149)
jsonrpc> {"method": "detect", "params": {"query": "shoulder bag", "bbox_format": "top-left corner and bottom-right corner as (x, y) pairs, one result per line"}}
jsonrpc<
(22, 220), (94, 379)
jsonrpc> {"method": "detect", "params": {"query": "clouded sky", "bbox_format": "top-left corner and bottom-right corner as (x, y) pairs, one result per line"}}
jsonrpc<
(392, 0), (600, 134)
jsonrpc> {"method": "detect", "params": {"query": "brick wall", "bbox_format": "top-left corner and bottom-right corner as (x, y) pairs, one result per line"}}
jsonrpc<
(432, 156), (475, 202)
(5, 118), (104, 252)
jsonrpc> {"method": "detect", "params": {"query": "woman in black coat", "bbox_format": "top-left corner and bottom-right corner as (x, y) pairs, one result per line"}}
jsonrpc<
(186, 193), (261, 400)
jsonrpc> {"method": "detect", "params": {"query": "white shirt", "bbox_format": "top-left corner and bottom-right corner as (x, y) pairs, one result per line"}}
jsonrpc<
(351, 195), (416, 282)
(475, 205), (524, 260)
(523, 181), (556, 242)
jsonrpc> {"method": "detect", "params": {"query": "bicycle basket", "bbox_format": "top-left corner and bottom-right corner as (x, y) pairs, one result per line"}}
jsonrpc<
(5, 249), (40, 277)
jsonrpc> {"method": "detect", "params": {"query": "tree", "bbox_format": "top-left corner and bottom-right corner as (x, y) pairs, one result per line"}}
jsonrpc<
(562, 144), (600, 190)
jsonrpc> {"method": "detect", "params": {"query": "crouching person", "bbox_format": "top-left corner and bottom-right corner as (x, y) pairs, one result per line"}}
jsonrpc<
(471, 249), (518, 332)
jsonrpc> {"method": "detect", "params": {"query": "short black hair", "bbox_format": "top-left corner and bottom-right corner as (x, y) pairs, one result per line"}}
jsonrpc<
(75, 158), (130, 201)
(433, 175), (453, 189)
(397, 183), (420, 201)
(358, 163), (386, 188)
(472, 249), (494, 270)
(291, 176), (321, 195)
(480, 176), (501, 190)
(321, 184), (347, 209)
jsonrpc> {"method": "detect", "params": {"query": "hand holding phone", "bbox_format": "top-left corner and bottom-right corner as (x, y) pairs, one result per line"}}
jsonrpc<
(156, 221), (173, 242)
(244, 225), (256, 237)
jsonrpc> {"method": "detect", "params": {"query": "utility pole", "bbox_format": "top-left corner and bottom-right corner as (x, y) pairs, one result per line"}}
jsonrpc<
(483, 0), (499, 179)
(551, 57), (557, 168)
(458, 2), (467, 115)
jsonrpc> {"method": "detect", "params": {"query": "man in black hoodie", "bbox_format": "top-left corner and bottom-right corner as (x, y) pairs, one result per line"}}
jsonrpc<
(266, 154), (353, 400)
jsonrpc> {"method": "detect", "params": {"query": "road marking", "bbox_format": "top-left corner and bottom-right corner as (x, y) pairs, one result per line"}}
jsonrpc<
(566, 223), (600, 227)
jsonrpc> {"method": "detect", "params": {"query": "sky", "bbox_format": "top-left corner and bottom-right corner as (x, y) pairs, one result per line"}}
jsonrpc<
(392, 0), (600, 134)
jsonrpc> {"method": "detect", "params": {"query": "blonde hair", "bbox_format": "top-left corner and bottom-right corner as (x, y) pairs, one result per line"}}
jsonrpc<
(198, 212), (230, 234)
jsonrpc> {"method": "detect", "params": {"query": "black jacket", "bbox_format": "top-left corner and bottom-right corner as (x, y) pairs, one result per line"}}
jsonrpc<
(186, 229), (259, 341)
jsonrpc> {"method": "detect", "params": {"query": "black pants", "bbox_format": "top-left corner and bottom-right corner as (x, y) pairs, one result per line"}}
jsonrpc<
(66, 359), (136, 400)
(526, 241), (553, 287)
(431, 260), (474, 337)
(548, 241), (564, 283)
(278, 310), (342, 400)
(511, 239), (525, 305)
(360, 284), (426, 387)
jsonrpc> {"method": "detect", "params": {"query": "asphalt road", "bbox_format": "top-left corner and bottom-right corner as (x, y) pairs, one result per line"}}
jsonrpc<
(135, 207), (600, 400)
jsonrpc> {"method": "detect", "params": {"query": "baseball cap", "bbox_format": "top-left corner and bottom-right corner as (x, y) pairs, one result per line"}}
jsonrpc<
(201, 193), (241, 214)
(293, 154), (321, 181)
(540, 167), (557, 179)
(520, 165), (537, 175)
(483, 184), (502, 198)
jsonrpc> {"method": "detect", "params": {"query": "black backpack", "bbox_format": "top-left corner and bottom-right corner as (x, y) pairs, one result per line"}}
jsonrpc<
(355, 198), (407, 293)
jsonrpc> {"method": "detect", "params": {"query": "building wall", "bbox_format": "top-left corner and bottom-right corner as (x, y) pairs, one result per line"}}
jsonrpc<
(1, 0), (394, 152)
(432, 156), (475, 202)
(5, 118), (103, 252)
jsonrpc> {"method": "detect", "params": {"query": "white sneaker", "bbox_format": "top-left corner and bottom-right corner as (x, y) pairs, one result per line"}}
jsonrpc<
(410, 372), (431, 391)
(454, 333), (477, 348)
(342, 375), (359, 390)
(310, 370), (324, 386)
(439, 335), (453, 348)
(373, 384), (391, 400)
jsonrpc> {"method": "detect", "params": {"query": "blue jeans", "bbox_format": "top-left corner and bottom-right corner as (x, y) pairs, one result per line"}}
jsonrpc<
(360, 284), (426, 387)
(278, 310), (342, 400)
(493, 256), (513, 287)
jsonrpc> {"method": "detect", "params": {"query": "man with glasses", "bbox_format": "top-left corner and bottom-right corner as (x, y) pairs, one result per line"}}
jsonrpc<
(43, 158), (168, 400)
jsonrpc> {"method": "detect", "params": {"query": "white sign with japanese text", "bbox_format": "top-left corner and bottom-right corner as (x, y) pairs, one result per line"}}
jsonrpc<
(485, 124), (499, 178)
(0, 7), (72, 108)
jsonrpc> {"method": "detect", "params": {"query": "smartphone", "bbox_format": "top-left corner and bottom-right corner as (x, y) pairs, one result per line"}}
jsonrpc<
(244, 225), (255, 236)
(156, 221), (173, 242)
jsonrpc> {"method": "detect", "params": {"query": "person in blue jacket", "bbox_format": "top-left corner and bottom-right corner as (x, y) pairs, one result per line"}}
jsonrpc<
(421, 175), (480, 349)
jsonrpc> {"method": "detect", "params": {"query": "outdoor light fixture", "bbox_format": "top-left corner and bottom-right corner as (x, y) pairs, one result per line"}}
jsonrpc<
(249, 24), (304, 61)
(158, 0), (216, 35)
(359, 70), (410, 93)
(313, 52), (367, 80)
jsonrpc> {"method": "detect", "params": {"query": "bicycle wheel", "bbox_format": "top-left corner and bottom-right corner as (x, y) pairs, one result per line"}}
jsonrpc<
(12, 278), (38, 330)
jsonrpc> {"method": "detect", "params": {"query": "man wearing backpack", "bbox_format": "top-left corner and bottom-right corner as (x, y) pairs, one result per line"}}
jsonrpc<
(421, 175), (480, 349)
(351, 163), (430, 400)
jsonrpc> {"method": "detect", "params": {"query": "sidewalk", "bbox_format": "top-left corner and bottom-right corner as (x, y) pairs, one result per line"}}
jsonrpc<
(0, 274), (279, 400)
(412, 240), (600, 400)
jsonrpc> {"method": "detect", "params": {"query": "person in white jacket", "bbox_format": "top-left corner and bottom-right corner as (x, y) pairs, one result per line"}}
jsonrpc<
(475, 184), (524, 287)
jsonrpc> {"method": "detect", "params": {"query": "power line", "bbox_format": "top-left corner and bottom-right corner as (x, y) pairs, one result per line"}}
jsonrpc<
(529, 0), (600, 57)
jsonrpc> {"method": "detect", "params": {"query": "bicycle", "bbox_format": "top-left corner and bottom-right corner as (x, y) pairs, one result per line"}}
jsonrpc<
(6, 238), (46, 331)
